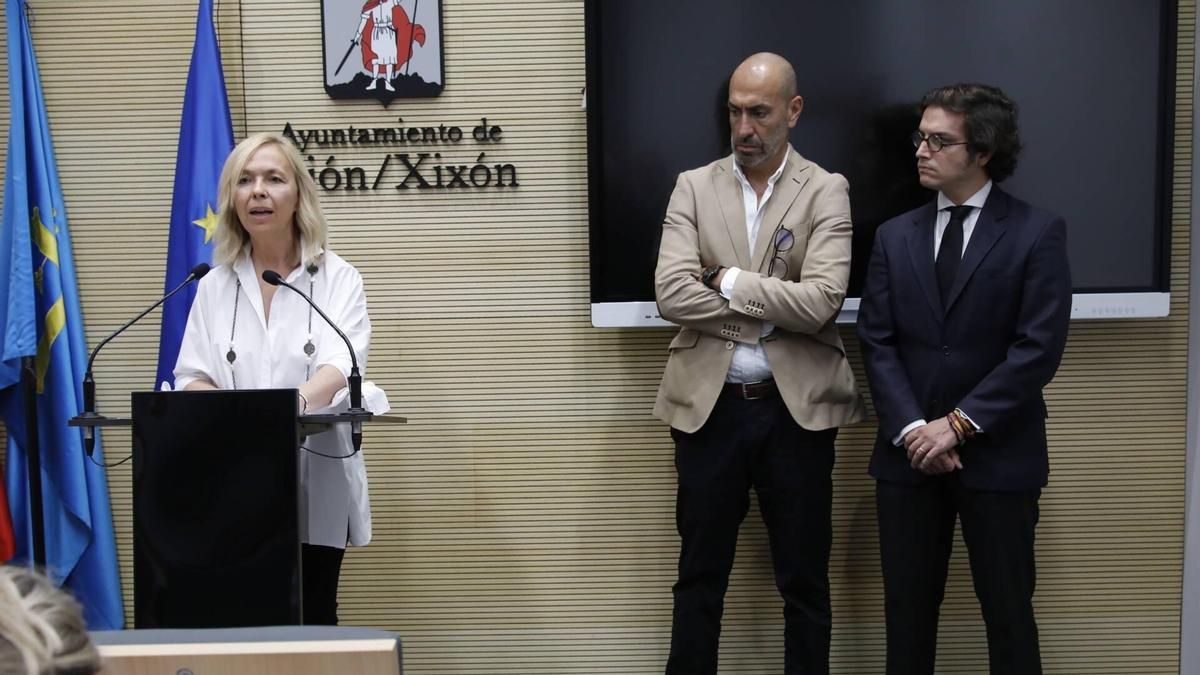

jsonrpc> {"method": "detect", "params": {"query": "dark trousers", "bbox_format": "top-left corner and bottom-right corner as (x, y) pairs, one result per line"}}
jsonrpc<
(666, 392), (837, 675)
(302, 543), (345, 625)
(876, 475), (1042, 675)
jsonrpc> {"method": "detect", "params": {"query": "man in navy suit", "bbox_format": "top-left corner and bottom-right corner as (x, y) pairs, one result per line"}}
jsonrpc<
(856, 83), (1072, 675)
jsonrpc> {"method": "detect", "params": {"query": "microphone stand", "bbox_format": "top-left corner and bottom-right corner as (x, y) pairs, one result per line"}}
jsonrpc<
(262, 270), (367, 452)
(76, 263), (210, 455)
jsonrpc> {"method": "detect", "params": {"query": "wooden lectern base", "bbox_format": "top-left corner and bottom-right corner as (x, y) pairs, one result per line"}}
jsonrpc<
(92, 626), (402, 675)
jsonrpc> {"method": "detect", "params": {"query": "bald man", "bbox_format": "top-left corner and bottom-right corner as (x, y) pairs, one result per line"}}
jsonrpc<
(654, 53), (864, 674)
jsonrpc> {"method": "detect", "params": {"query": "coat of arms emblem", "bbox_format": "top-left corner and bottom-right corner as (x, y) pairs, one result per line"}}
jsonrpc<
(322, 0), (444, 104)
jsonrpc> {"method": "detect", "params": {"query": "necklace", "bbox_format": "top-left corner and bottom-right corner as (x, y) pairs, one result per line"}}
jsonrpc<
(227, 268), (316, 390)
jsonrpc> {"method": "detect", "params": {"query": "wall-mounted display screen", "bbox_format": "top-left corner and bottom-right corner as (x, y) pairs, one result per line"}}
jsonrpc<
(586, 0), (1175, 326)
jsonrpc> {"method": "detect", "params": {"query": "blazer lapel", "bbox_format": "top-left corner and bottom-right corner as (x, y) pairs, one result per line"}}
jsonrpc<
(751, 151), (810, 274)
(943, 189), (1010, 314)
(712, 158), (751, 269)
(905, 201), (942, 318)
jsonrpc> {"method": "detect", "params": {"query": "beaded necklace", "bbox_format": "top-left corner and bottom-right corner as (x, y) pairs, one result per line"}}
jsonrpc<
(226, 265), (317, 390)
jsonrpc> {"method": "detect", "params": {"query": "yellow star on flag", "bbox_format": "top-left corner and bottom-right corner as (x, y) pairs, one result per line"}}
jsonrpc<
(193, 204), (219, 243)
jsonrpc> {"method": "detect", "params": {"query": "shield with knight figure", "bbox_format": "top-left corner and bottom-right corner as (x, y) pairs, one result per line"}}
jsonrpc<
(321, 0), (444, 105)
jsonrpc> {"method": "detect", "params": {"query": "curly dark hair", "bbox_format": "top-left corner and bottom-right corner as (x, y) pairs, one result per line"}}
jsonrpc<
(920, 83), (1022, 182)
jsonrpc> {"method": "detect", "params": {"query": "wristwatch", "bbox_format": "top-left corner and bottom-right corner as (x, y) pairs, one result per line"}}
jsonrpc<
(701, 264), (724, 289)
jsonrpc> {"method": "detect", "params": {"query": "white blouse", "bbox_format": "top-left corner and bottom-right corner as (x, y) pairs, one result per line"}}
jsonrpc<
(174, 247), (373, 548)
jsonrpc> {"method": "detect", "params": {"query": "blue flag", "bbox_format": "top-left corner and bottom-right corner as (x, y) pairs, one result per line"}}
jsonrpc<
(2, 0), (123, 629)
(155, 0), (235, 388)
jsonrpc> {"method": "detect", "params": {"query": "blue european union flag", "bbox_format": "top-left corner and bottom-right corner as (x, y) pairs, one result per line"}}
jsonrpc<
(155, 0), (235, 388)
(1, 0), (123, 629)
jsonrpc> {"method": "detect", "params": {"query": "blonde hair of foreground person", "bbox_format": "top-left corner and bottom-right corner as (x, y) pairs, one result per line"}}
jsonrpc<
(0, 566), (101, 675)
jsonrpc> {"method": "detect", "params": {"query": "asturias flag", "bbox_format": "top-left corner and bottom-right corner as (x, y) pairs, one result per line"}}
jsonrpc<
(155, 0), (235, 388)
(1, 0), (123, 628)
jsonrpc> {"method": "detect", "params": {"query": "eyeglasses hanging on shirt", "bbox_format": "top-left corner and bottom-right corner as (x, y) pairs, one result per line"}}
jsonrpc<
(767, 225), (794, 279)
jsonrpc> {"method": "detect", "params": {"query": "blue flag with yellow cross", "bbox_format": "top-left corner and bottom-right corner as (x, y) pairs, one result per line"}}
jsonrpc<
(1, 0), (124, 629)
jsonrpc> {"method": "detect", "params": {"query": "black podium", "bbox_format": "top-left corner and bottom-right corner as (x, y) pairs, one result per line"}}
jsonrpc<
(131, 389), (303, 629)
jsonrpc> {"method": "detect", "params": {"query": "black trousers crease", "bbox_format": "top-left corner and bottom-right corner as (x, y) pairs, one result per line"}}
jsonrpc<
(667, 392), (837, 675)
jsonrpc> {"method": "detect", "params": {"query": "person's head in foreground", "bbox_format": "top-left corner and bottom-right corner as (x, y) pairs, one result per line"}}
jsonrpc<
(0, 565), (101, 675)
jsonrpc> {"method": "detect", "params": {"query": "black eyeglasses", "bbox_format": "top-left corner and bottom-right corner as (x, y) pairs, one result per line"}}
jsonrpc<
(911, 131), (968, 153)
(766, 225), (794, 279)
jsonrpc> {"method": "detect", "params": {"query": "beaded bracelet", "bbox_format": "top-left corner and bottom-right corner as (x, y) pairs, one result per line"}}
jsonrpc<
(946, 413), (965, 443)
(949, 408), (976, 440)
(946, 410), (965, 439)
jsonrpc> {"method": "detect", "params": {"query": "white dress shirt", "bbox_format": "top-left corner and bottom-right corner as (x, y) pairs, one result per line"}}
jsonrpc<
(174, 245), (373, 548)
(934, 181), (992, 258)
(719, 152), (789, 383)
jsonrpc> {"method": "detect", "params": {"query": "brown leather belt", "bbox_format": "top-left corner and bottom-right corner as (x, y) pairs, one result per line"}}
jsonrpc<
(722, 379), (778, 400)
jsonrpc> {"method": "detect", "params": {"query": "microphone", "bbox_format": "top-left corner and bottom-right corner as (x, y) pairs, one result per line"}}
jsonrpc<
(80, 262), (211, 456)
(261, 269), (365, 452)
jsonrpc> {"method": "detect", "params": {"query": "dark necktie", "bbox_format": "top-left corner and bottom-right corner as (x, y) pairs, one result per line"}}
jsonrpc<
(935, 205), (972, 306)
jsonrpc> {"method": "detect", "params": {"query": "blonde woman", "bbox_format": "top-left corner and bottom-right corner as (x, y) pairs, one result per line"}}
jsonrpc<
(174, 132), (372, 624)
(0, 565), (101, 675)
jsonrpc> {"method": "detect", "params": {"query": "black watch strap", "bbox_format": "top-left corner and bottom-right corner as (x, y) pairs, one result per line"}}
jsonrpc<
(701, 264), (723, 289)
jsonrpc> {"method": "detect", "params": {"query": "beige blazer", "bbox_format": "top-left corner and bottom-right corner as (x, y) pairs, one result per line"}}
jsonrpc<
(654, 148), (866, 433)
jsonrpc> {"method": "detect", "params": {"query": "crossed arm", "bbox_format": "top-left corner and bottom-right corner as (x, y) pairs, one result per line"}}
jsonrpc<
(655, 170), (852, 337)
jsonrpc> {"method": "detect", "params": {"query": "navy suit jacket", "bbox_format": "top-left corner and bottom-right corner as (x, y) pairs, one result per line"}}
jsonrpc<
(856, 187), (1072, 491)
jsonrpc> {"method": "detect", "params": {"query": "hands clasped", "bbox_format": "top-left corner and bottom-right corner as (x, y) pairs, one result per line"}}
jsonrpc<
(903, 417), (963, 475)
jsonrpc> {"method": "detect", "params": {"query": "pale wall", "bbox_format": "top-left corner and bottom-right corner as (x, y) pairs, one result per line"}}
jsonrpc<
(0, 1), (1193, 672)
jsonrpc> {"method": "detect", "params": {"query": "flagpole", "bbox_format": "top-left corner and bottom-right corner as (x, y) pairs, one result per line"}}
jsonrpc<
(20, 356), (45, 567)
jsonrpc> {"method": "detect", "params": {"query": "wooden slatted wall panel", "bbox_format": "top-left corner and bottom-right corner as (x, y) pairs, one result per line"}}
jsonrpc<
(0, 1), (1191, 672)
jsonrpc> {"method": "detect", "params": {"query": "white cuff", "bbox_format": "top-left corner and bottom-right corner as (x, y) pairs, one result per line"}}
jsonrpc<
(719, 267), (741, 299)
(893, 419), (926, 446)
(956, 408), (982, 433)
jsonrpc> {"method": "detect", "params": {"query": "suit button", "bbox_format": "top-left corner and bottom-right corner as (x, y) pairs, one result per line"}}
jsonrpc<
(725, 341), (734, 350)
(942, 346), (950, 355)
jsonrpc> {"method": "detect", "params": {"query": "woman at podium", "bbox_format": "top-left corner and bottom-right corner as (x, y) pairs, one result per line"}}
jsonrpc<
(173, 132), (372, 625)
